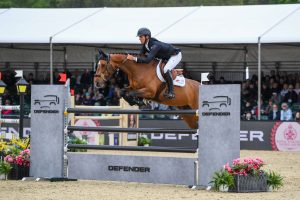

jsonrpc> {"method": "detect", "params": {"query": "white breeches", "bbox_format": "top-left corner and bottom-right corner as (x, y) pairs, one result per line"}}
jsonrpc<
(163, 52), (182, 73)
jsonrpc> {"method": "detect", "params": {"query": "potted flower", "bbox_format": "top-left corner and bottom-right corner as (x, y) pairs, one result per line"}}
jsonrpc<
(0, 138), (31, 180)
(210, 169), (234, 192)
(138, 135), (151, 146)
(224, 157), (268, 192)
(266, 170), (283, 191)
(0, 161), (12, 180)
(4, 148), (30, 179)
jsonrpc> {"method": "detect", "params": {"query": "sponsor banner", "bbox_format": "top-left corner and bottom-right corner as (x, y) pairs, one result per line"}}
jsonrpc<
(271, 122), (300, 151)
(3, 119), (300, 151)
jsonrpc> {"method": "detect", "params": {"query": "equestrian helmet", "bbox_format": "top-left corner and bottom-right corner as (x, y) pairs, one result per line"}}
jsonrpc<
(137, 27), (151, 37)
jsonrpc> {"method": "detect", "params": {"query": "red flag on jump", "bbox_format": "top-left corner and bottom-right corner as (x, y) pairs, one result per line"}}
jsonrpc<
(70, 89), (74, 96)
(59, 73), (67, 83)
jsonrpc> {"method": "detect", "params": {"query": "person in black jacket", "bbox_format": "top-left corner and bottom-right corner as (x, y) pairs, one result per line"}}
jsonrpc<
(268, 103), (281, 121)
(127, 27), (182, 99)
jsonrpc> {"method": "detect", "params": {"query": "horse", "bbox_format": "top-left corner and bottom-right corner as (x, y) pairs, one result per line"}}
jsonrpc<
(94, 50), (200, 129)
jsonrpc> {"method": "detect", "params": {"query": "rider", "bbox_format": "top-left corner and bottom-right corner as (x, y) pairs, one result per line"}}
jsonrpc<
(127, 27), (182, 99)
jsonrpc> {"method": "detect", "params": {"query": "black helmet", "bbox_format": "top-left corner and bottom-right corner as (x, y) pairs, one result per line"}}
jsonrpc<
(137, 27), (151, 37)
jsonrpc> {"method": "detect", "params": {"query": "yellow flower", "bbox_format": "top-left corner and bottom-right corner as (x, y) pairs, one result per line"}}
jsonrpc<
(9, 138), (30, 150)
(0, 139), (8, 151)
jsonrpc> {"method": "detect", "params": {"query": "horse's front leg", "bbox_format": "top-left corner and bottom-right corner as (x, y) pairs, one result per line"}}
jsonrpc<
(121, 89), (146, 106)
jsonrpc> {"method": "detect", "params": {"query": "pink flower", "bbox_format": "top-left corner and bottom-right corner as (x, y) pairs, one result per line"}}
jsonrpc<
(23, 149), (30, 154)
(4, 155), (15, 164)
(233, 158), (240, 165)
(223, 163), (233, 173)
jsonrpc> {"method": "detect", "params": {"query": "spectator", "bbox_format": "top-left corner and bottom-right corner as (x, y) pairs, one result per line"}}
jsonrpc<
(280, 102), (293, 121)
(270, 82), (280, 94)
(75, 93), (83, 105)
(261, 83), (272, 103)
(27, 73), (36, 84)
(245, 112), (254, 120)
(264, 99), (274, 115)
(295, 112), (300, 121)
(1, 99), (13, 115)
(241, 101), (253, 116)
(248, 82), (257, 100)
(82, 94), (93, 105)
(254, 99), (267, 117)
(284, 84), (298, 105)
(268, 104), (280, 121)
(92, 90), (105, 106)
(294, 82), (300, 95)
(280, 83), (289, 98)
(270, 92), (281, 106)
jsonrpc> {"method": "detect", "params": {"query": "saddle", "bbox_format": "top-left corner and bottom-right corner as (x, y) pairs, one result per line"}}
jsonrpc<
(159, 61), (183, 80)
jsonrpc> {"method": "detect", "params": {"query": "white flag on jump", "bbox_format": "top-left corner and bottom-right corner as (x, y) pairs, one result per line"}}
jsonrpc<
(201, 72), (209, 85)
(15, 70), (23, 78)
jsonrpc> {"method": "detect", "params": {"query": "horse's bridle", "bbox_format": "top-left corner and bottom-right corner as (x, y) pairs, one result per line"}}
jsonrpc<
(94, 53), (111, 80)
(94, 54), (127, 81)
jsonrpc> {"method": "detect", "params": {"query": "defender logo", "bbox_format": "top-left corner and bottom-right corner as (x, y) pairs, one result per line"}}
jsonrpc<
(202, 96), (231, 111)
(108, 165), (150, 173)
(33, 95), (60, 113)
(34, 95), (60, 109)
(202, 95), (231, 116)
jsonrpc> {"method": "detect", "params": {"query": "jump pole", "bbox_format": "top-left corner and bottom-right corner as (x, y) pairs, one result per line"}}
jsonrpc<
(70, 95), (138, 146)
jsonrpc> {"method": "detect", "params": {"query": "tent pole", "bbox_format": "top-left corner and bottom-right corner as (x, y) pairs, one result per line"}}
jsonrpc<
(244, 46), (249, 80)
(257, 37), (261, 120)
(50, 36), (53, 85)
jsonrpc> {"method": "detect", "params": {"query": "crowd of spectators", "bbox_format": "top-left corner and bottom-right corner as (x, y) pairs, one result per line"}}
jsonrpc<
(237, 70), (300, 121)
(1, 68), (300, 121)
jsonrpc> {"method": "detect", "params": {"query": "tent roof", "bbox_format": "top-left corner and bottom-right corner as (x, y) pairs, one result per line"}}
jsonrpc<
(157, 4), (300, 44)
(0, 4), (299, 44)
(0, 8), (101, 43)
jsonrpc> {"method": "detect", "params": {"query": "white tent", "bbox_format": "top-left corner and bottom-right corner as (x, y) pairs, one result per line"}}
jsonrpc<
(0, 5), (300, 119)
(0, 5), (299, 44)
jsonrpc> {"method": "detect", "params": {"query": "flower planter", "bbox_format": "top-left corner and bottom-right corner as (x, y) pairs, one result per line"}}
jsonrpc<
(229, 174), (267, 193)
(7, 164), (30, 180)
(267, 186), (273, 192)
(219, 184), (229, 192)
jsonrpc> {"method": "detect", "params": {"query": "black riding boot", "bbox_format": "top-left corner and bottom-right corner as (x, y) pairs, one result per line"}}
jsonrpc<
(164, 70), (175, 99)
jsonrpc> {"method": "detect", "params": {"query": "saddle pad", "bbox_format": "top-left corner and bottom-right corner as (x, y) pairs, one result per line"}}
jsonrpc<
(156, 60), (186, 87)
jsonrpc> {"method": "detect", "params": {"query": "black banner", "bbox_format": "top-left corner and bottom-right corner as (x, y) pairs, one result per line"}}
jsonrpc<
(4, 119), (300, 151)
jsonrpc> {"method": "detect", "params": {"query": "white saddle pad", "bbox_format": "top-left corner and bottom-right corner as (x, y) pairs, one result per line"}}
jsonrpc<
(156, 60), (186, 87)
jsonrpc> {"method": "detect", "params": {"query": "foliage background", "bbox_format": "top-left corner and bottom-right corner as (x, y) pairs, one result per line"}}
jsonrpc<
(0, 0), (299, 8)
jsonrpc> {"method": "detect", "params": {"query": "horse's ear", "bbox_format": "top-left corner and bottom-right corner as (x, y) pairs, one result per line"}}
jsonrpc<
(98, 49), (109, 61)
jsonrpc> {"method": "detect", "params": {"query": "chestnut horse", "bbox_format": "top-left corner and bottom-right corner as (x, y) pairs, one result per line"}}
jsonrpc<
(94, 50), (200, 129)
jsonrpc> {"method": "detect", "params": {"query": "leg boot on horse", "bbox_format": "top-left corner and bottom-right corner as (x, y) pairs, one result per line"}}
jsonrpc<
(164, 70), (175, 99)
